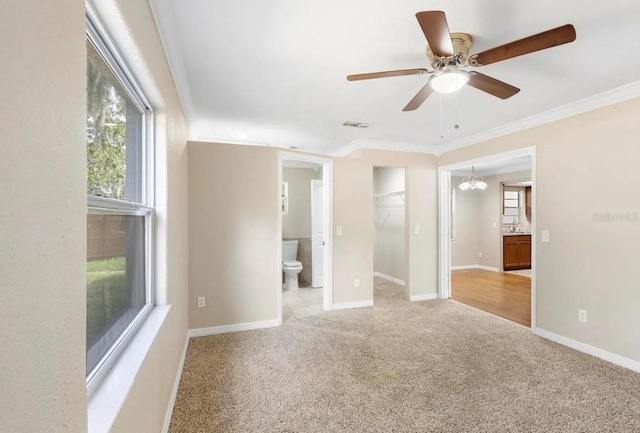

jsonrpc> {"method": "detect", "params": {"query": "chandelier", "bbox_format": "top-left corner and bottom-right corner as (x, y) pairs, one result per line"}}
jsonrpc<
(459, 166), (487, 191)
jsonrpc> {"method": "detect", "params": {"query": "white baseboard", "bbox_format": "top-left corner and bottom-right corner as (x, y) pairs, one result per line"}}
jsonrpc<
(535, 328), (640, 374)
(331, 300), (374, 310)
(451, 264), (499, 272)
(373, 272), (406, 286)
(162, 334), (189, 433)
(451, 265), (477, 270)
(188, 319), (280, 338)
(410, 293), (439, 302)
(478, 265), (499, 272)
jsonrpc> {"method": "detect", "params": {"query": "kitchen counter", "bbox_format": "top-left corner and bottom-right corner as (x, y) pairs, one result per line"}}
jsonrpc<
(503, 232), (532, 236)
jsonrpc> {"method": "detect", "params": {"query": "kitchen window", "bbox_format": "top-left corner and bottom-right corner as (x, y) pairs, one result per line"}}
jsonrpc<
(503, 190), (519, 224)
(86, 15), (154, 394)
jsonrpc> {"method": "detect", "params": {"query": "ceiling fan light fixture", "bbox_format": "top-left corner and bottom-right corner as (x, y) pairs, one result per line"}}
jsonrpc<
(429, 68), (469, 94)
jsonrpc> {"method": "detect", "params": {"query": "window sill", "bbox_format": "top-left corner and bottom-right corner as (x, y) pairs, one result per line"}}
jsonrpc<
(87, 305), (171, 433)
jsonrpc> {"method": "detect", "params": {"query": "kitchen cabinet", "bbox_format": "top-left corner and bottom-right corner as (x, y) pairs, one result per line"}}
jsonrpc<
(503, 235), (531, 270)
(525, 186), (532, 220)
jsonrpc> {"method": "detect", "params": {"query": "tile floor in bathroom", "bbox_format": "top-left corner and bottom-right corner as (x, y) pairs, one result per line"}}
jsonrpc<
(282, 286), (324, 321)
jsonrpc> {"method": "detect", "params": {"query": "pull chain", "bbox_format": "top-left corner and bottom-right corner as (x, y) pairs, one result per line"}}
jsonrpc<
(439, 92), (444, 139)
(454, 90), (460, 131)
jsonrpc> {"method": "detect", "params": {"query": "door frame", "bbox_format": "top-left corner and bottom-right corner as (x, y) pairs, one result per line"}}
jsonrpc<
(437, 146), (537, 331)
(278, 152), (334, 323)
(310, 179), (324, 288)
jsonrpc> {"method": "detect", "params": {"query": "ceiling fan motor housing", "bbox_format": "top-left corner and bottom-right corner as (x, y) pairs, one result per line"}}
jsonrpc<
(426, 32), (473, 69)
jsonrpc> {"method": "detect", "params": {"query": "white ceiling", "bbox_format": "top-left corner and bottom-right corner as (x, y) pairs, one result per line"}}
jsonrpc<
(150, 0), (640, 156)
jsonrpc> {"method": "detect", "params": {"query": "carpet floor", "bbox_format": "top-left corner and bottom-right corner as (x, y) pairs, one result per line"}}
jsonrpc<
(169, 279), (640, 432)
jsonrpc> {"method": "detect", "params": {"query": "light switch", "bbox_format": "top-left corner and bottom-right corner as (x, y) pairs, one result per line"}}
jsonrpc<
(492, 222), (497, 228)
(414, 225), (420, 234)
(541, 230), (550, 242)
(336, 226), (343, 236)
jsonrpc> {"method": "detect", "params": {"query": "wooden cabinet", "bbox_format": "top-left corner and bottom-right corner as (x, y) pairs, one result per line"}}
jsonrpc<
(525, 186), (532, 220)
(503, 235), (531, 270)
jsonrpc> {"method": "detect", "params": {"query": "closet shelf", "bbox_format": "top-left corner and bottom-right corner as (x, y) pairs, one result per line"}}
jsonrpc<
(373, 190), (405, 205)
(373, 190), (405, 228)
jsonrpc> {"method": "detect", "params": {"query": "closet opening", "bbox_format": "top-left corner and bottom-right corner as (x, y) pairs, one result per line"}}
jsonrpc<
(372, 167), (408, 303)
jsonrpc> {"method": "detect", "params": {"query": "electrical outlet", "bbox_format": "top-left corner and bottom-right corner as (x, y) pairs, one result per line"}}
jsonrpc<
(336, 226), (343, 236)
(578, 309), (587, 323)
(197, 296), (206, 308)
(414, 225), (420, 234)
(478, 252), (482, 258)
(354, 279), (360, 288)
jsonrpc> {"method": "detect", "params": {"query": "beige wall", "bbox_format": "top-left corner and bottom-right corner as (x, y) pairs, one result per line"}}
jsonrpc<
(347, 150), (439, 299)
(374, 167), (406, 281)
(0, 1), (87, 431)
(283, 167), (321, 239)
(451, 176), (481, 266)
(440, 96), (640, 363)
(333, 158), (375, 303)
(189, 142), (279, 328)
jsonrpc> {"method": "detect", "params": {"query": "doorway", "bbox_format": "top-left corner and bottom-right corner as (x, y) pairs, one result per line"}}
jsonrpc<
(372, 167), (407, 304)
(438, 147), (536, 329)
(278, 152), (333, 324)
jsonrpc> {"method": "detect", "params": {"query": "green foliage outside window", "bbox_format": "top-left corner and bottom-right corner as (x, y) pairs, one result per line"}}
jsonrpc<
(86, 41), (127, 200)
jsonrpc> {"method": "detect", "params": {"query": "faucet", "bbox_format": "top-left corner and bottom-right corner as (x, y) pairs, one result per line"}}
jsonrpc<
(511, 220), (517, 233)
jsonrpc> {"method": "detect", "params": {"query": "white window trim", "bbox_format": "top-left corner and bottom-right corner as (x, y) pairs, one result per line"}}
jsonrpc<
(85, 5), (156, 398)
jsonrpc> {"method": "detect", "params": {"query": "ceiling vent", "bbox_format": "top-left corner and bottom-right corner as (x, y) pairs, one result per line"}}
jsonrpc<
(342, 121), (370, 128)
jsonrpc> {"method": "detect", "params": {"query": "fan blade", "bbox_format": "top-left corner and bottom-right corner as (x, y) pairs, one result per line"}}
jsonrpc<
(347, 68), (429, 81)
(415, 11), (454, 57)
(467, 72), (520, 99)
(471, 24), (576, 66)
(403, 83), (434, 111)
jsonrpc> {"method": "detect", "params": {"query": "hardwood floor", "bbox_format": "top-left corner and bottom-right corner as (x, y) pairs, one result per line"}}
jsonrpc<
(451, 269), (531, 327)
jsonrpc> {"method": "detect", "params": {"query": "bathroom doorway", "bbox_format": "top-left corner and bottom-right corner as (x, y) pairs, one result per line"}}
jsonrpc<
(278, 152), (333, 323)
(372, 167), (407, 303)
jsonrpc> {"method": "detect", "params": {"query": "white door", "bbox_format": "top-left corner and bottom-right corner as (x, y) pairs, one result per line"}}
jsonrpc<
(311, 180), (324, 287)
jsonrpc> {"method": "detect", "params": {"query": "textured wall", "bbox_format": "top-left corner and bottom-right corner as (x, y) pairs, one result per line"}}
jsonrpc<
(0, 1), (88, 431)
(440, 96), (640, 363)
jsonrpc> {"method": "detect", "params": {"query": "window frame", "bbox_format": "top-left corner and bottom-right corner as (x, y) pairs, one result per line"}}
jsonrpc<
(85, 8), (155, 397)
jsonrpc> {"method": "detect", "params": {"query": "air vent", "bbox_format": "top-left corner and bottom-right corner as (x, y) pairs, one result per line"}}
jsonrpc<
(342, 121), (370, 128)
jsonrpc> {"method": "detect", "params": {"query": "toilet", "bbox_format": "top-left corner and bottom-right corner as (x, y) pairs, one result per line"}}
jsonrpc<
(282, 240), (303, 290)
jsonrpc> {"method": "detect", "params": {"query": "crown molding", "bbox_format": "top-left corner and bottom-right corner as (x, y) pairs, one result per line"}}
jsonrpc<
(148, 0), (195, 125)
(435, 80), (640, 157)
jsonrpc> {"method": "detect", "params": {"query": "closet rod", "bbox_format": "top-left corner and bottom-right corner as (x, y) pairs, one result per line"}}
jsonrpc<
(373, 190), (405, 199)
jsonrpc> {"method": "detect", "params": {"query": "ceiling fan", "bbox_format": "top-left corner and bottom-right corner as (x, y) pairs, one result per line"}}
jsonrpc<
(347, 11), (576, 111)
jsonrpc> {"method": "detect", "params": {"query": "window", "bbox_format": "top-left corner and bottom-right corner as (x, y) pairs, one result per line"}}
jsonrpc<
(503, 190), (519, 224)
(86, 16), (153, 392)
